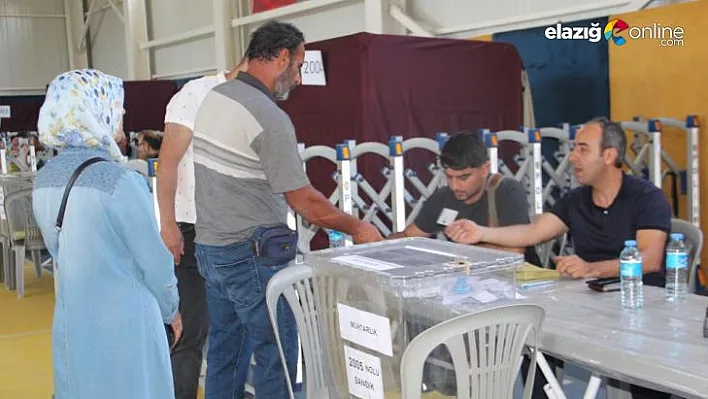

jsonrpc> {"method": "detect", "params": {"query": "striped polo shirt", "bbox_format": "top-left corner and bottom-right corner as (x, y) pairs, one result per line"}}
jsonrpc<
(192, 72), (310, 246)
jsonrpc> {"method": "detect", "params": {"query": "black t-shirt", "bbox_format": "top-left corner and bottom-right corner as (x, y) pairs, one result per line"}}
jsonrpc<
(548, 173), (672, 285)
(414, 178), (540, 263)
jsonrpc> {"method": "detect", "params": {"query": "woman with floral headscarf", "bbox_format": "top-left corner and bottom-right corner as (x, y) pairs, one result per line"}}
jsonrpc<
(32, 69), (181, 399)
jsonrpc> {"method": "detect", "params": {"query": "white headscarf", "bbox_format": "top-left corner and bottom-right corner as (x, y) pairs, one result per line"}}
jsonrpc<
(38, 69), (124, 160)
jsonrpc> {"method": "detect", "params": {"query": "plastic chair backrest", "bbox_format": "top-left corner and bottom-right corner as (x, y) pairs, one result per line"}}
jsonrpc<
(670, 218), (703, 292)
(4, 188), (31, 245)
(0, 181), (25, 237)
(4, 187), (45, 250)
(266, 264), (330, 399)
(400, 303), (545, 399)
(125, 159), (149, 177)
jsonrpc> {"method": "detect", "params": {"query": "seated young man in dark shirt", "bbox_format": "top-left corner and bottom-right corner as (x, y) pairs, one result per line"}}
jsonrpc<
(389, 130), (540, 264)
(443, 117), (673, 399)
(390, 130), (540, 395)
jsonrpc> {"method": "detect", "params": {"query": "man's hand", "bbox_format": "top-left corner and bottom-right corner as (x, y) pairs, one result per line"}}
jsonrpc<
(170, 312), (183, 350)
(161, 222), (184, 265)
(444, 219), (484, 245)
(351, 222), (384, 244)
(554, 255), (596, 279)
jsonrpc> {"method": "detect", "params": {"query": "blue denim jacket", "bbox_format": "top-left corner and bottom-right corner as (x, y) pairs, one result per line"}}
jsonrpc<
(33, 147), (179, 399)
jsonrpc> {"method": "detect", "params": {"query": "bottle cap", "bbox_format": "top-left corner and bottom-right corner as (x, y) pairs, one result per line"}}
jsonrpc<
(624, 240), (636, 247)
(670, 233), (685, 241)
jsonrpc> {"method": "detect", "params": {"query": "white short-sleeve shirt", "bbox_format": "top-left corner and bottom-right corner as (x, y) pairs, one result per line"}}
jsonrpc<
(164, 71), (228, 224)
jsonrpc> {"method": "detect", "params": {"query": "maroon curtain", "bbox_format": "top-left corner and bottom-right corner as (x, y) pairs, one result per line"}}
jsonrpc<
(122, 80), (179, 131)
(0, 80), (179, 133)
(280, 32), (524, 248)
(0, 98), (43, 131)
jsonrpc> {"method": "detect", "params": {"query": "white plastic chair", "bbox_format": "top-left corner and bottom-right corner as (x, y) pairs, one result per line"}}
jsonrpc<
(4, 188), (48, 297)
(670, 218), (704, 293)
(400, 303), (545, 399)
(266, 264), (330, 399)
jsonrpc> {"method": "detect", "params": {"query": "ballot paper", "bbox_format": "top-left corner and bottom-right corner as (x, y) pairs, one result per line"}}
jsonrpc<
(441, 277), (512, 305)
(437, 208), (459, 226)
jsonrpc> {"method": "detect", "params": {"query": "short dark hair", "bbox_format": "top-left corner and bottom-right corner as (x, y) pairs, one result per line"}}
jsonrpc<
(245, 20), (305, 62)
(139, 130), (162, 152)
(440, 131), (489, 170)
(585, 117), (626, 168)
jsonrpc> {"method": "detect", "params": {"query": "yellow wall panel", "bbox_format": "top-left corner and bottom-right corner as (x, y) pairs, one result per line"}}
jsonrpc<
(470, 34), (493, 42)
(609, 0), (708, 276)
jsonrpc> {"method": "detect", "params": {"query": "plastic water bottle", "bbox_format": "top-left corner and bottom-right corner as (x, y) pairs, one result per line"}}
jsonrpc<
(665, 232), (689, 301)
(328, 230), (346, 248)
(620, 240), (644, 309)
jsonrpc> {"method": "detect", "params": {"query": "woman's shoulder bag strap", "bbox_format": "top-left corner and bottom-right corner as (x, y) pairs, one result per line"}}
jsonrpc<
(55, 157), (107, 231)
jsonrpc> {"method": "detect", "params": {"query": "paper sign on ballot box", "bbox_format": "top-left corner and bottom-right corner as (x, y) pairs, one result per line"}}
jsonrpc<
(337, 303), (393, 356)
(344, 345), (385, 399)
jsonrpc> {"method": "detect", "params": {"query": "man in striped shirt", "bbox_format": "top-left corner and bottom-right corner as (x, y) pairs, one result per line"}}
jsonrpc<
(192, 21), (382, 399)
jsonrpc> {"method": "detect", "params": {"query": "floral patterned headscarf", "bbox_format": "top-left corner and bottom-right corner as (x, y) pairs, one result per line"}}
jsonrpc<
(38, 69), (124, 160)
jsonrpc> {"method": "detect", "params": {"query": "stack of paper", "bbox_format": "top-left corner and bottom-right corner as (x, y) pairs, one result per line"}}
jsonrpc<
(516, 263), (560, 282)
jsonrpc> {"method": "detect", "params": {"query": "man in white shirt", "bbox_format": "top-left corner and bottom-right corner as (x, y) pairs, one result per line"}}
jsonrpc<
(157, 57), (249, 399)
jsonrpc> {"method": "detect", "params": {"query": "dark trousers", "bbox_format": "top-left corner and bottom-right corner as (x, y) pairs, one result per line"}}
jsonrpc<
(170, 223), (209, 399)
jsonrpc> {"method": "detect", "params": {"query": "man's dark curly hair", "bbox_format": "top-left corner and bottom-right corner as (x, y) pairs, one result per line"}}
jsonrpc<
(245, 20), (305, 62)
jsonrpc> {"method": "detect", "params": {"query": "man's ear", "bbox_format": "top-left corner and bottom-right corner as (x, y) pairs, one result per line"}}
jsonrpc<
(276, 48), (290, 71)
(603, 147), (618, 166)
(481, 160), (491, 175)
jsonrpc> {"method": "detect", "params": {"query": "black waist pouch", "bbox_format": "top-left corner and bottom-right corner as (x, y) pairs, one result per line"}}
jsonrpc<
(251, 223), (298, 266)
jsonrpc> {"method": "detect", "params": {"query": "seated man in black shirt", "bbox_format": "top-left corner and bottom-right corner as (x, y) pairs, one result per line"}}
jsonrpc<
(444, 117), (672, 399)
(389, 130), (540, 264)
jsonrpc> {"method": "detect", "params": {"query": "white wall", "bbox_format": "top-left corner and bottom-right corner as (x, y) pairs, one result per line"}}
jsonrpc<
(139, 0), (365, 79)
(0, 0), (69, 95)
(148, 0), (215, 78)
(88, 7), (128, 80)
(281, 2), (365, 44)
(0, 0), (693, 93)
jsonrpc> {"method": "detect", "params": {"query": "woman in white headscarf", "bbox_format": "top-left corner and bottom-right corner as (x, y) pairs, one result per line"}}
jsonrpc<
(32, 69), (181, 399)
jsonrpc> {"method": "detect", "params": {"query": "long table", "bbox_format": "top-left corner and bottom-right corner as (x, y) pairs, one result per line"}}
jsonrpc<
(516, 280), (708, 399)
(316, 258), (708, 399)
(403, 278), (708, 398)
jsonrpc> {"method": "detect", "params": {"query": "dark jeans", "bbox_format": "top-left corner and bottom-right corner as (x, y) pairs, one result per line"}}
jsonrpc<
(170, 223), (209, 399)
(196, 240), (298, 399)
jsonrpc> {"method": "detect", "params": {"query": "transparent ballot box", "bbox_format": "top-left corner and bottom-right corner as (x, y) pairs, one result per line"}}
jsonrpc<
(306, 237), (523, 398)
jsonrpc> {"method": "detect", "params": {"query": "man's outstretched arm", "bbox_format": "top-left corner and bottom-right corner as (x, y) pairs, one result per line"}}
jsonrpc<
(444, 213), (568, 248)
(388, 223), (429, 240)
(285, 185), (383, 244)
